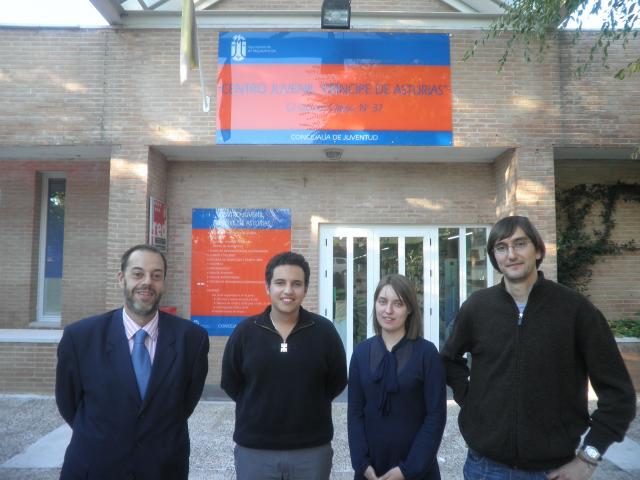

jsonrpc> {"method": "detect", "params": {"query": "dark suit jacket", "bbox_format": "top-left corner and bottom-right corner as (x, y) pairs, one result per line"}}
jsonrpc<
(55, 309), (209, 480)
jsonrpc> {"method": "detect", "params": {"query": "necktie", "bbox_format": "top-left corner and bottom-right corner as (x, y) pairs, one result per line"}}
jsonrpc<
(132, 329), (151, 399)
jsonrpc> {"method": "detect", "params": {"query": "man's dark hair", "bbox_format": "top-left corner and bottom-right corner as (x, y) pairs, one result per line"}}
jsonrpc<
(265, 251), (310, 288)
(120, 244), (167, 278)
(487, 216), (546, 271)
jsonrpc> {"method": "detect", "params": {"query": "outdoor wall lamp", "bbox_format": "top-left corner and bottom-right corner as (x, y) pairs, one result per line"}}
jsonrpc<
(321, 0), (351, 29)
(324, 148), (344, 160)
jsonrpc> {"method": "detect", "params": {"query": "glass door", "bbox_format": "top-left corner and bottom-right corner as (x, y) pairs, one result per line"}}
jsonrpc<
(319, 227), (438, 359)
(319, 225), (492, 359)
(437, 227), (492, 349)
(319, 228), (372, 361)
(319, 225), (493, 358)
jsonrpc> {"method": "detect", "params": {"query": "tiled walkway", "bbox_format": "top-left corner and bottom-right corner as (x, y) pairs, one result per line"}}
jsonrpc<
(1, 395), (638, 480)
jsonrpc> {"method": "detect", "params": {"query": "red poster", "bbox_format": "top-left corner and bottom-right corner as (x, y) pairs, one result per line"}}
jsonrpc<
(149, 197), (167, 252)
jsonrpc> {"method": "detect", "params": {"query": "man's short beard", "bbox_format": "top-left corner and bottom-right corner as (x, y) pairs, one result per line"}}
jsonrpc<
(123, 284), (163, 318)
(125, 296), (162, 317)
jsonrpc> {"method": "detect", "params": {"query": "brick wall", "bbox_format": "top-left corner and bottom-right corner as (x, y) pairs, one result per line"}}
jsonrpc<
(557, 35), (640, 147)
(0, 163), (39, 328)
(555, 159), (640, 321)
(494, 149), (517, 219)
(165, 160), (497, 382)
(148, 147), (168, 205)
(106, 145), (152, 309)
(0, 343), (57, 394)
(0, 29), (109, 146)
(61, 162), (110, 325)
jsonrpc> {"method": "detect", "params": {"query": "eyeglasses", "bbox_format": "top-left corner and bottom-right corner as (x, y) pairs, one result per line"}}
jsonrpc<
(493, 239), (531, 256)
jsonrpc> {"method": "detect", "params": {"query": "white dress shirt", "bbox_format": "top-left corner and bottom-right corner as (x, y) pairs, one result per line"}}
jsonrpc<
(123, 307), (159, 363)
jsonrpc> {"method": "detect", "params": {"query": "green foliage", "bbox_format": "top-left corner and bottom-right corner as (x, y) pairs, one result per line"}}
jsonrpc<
(465, 0), (640, 80)
(608, 313), (640, 337)
(556, 182), (640, 291)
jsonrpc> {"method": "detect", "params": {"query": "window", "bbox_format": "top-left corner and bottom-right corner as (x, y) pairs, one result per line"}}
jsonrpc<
(37, 174), (66, 323)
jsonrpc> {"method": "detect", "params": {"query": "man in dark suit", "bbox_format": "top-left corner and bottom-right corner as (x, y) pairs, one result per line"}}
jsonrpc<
(55, 244), (209, 480)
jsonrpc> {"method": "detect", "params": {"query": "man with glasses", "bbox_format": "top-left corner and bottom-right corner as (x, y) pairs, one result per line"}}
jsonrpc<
(442, 216), (635, 480)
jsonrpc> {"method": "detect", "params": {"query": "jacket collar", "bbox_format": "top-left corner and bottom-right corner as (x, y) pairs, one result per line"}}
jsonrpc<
(254, 305), (315, 332)
(498, 270), (546, 306)
(498, 270), (545, 290)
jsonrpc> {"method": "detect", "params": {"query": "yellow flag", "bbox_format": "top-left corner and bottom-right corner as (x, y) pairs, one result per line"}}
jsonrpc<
(180, 0), (198, 84)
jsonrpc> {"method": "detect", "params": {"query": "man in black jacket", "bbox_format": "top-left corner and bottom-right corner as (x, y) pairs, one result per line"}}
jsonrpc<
(442, 216), (636, 480)
(221, 251), (347, 480)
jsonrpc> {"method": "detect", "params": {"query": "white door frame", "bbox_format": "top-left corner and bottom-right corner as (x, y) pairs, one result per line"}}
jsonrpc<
(319, 226), (438, 359)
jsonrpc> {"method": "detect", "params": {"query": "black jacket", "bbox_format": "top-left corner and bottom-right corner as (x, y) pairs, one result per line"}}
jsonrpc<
(221, 306), (347, 449)
(442, 272), (636, 471)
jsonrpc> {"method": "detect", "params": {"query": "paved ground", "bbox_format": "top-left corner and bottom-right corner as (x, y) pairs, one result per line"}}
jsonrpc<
(0, 394), (638, 480)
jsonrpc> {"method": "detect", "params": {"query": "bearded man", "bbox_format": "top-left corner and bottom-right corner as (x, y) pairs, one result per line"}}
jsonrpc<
(55, 244), (209, 480)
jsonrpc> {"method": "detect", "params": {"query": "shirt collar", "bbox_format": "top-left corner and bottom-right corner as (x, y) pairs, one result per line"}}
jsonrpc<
(122, 307), (159, 341)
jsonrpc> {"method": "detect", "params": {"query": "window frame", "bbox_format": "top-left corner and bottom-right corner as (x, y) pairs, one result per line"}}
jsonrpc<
(36, 172), (66, 325)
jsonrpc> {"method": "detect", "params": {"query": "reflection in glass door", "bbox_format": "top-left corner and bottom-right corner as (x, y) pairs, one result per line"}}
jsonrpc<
(332, 237), (347, 350)
(438, 227), (491, 350)
(353, 237), (368, 348)
(379, 237), (398, 276)
(405, 237), (425, 316)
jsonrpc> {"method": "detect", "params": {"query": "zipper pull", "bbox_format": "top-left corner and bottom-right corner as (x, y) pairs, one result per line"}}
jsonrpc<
(518, 312), (523, 326)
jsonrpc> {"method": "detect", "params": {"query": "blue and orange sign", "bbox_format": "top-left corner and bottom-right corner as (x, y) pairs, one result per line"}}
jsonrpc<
(217, 32), (452, 146)
(191, 208), (291, 336)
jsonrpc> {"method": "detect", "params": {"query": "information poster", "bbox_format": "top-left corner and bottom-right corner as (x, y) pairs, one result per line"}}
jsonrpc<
(149, 197), (167, 252)
(217, 32), (452, 146)
(191, 208), (291, 335)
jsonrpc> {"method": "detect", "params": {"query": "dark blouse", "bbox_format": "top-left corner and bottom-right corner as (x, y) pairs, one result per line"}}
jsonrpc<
(347, 336), (446, 480)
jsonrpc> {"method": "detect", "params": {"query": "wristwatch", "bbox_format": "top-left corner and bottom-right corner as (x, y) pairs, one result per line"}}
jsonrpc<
(577, 445), (602, 466)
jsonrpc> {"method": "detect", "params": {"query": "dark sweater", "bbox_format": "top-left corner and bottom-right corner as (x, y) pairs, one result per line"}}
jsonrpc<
(348, 336), (446, 480)
(221, 306), (347, 449)
(442, 272), (636, 471)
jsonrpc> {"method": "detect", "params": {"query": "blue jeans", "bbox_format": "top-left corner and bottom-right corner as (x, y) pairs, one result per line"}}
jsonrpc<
(463, 449), (549, 480)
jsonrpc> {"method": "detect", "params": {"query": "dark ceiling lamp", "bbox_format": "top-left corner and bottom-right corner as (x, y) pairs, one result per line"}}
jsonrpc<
(321, 0), (351, 29)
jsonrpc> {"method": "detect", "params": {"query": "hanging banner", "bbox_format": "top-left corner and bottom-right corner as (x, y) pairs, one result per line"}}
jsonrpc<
(217, 32), (452, 146)
(191, 208), (291, 335)
(149, 197), (167, 252)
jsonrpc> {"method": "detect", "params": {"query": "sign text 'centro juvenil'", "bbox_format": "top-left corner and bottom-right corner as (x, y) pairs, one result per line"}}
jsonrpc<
(217, 32), (452, 146)
(191, 208), (291, 336)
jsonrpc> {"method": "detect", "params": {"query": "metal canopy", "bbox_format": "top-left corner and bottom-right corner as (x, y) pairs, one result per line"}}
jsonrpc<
(89, 0), (505, 28)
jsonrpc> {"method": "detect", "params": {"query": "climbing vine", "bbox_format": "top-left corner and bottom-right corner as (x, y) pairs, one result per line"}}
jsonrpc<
(557, 182), (640, 292)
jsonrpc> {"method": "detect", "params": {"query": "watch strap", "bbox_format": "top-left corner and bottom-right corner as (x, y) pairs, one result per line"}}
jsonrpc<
(576, 449), (599, 467)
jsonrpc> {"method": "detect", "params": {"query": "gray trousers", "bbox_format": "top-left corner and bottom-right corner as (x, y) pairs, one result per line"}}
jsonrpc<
(234, 443), (333, 480)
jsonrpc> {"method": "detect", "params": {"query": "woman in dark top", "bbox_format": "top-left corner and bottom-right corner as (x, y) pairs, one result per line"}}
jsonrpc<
(348, 274), (446, 480)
